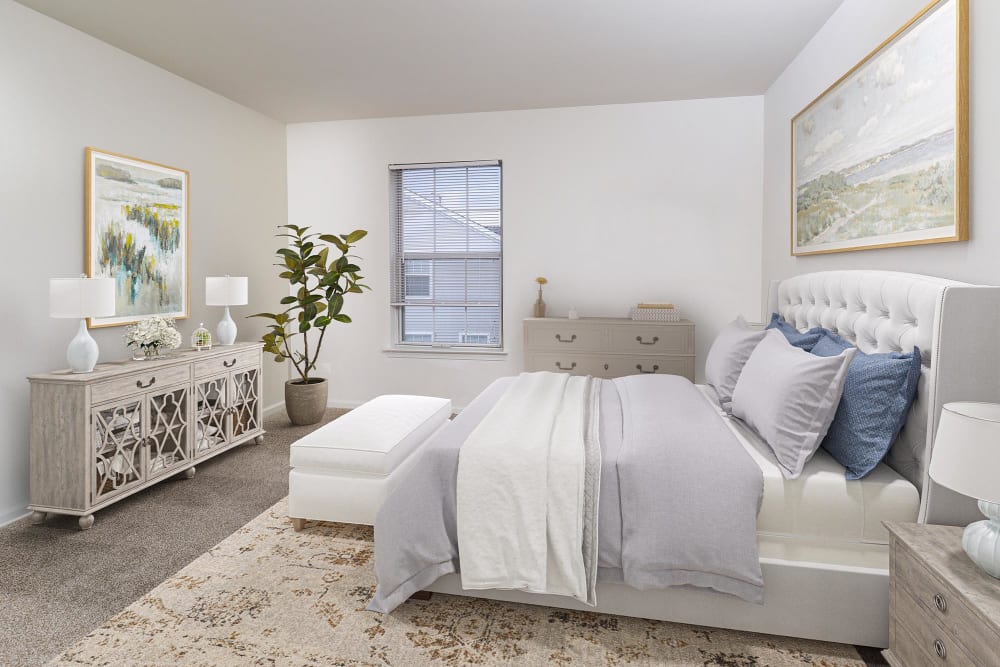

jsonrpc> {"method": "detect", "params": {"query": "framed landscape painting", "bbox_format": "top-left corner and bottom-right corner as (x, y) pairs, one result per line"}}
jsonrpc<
(791, 0), (968, 256)
(86, 148), (189, 327)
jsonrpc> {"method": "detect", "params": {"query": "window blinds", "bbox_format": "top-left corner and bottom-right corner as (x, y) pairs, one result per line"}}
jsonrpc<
(390, 161), (502, 347)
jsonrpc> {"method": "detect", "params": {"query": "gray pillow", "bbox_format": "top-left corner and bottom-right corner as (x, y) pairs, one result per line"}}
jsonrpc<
(731, 329), (856, 479)
(704, 316), (767, 412)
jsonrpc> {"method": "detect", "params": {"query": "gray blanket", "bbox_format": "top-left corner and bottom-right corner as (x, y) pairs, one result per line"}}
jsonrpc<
(368, 374), (764, 613)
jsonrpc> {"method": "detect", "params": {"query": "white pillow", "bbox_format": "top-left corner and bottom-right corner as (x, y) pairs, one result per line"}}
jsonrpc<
(731, 329), (856, 479)
(704, 316), (767, 412)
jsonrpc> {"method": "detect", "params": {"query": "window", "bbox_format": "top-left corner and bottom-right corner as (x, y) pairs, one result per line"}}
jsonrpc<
(390, 161), (502, 348)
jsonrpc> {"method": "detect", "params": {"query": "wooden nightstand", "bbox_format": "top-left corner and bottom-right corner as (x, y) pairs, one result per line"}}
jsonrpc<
(884, 522), (1000, 666)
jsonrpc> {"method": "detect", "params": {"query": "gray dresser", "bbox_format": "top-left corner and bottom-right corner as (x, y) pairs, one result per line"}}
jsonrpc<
(523, 317), (695, 380)
(27, 342), (265, 529)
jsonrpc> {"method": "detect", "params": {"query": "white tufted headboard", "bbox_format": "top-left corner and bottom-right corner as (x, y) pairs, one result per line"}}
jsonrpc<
(766, 271), (1000, 526)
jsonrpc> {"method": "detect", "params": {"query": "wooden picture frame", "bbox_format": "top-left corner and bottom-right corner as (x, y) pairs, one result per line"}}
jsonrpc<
(791, 0), (968, 256)
(85, 148), (190, 327)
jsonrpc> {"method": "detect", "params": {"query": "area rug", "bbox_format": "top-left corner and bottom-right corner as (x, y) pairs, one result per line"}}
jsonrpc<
(50, 498), (866, 666)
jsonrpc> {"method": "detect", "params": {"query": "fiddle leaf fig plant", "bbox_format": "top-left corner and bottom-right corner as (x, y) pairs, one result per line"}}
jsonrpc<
(251, 224), (369, 383)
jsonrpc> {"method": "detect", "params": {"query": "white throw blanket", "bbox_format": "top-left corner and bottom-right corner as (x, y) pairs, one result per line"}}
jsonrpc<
(456, 372), (601, 604)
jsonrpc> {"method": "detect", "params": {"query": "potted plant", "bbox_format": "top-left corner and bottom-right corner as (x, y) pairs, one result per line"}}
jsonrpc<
(251, 224), (369, 425)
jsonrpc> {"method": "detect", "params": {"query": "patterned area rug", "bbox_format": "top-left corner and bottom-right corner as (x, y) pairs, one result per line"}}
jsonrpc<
(50, 499), (866, 666)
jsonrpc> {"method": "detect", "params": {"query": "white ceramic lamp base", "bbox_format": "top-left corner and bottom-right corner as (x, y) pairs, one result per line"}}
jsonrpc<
(963, 500), (1000, 579)
(67, 319), (99, 373)
(216, 306), (237, 345)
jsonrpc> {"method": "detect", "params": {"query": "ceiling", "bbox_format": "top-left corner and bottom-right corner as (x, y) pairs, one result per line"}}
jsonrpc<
(17, 0), (843, 123)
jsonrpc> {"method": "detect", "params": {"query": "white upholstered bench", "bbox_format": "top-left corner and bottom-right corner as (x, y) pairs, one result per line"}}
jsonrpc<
(288, 394), (451, 529)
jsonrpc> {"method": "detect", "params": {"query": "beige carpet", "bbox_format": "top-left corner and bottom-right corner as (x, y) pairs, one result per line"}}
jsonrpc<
(49, 498), (866, 666)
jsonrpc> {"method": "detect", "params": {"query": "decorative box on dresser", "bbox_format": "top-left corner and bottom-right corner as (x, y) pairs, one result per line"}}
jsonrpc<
(884, 522), (1000, 667)
(523, 317), (695, 380)
(28, 342), (265, 530)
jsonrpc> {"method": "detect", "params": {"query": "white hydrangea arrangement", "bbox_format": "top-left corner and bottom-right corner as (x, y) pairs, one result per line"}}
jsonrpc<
(124, 316), (183, 357)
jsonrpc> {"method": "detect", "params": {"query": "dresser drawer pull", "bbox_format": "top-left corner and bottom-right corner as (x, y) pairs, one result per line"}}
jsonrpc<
(636, 364), (659, 374)
(933, 593), (947, 613)
(636, 335), (659, 346)
(933, 638), (947, 659)
(554, 334), (577, 344)
(555, 361), (577, 371)
(136, 377), (156, 389)
(223, 358), (237, 368)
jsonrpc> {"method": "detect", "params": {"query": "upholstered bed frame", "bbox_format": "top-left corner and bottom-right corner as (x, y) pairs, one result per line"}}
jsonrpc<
(769, 270), (1000, 527)
(426, 270), (1000, 648)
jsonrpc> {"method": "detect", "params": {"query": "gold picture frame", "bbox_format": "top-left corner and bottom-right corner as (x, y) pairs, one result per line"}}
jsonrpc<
(790, 0), (968, 256)
(85, 147), (190, 327)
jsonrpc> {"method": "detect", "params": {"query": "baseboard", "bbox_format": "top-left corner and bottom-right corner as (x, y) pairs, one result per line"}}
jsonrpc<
(263, 401), (286, 418)
(0, 507), (30, 528)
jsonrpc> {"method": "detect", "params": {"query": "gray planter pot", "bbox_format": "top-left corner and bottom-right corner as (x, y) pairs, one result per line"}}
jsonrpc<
(285, 378), (329, 426)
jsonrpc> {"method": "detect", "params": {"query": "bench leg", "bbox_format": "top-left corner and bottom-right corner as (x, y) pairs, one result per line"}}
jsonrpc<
(290, 517), (306, 531)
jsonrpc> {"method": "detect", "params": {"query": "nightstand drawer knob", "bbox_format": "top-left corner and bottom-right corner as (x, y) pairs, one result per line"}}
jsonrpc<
(933, 639), (947, 659)
(934, 593), (947, 613)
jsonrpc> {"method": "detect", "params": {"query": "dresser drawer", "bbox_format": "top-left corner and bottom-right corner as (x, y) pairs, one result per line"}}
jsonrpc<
(92, 365), (191, 404)
(894, 542), (1000, 666)
(609, 324), (693, 355)
(524, 321), (607, 352)
(893, 585), (976, 666)
(606, 355), (695, 381)
(526, 353), (608, 377)
(194, 349), (260, 378)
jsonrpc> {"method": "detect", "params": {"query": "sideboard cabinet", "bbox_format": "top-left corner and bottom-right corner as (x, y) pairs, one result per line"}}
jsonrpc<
(28, 342), (264, 529)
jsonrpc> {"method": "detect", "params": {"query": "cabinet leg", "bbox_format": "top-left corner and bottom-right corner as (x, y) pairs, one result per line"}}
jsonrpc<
(291, 517), (306, 532)
(183, 466), (196, 479)
(254, 434), (265, 445)
(78, 514), (94, 531)
(30, 511), (46, 525)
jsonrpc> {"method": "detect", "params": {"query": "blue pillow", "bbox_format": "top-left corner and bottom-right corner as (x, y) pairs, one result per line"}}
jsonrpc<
(811, 332), (921, 479)
(767, 313), (827, 351)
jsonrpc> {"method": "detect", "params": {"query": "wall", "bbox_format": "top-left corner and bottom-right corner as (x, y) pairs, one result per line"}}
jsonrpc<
(0, 0), (288, 525)
(762, 0), (1000, 289)
(287, 97), (764, 409)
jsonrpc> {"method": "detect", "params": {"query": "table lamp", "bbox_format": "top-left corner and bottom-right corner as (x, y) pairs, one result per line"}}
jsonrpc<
(49, 276), (116, 373)
(929, 402), (1000, 579)
(206, 275), (248, 345)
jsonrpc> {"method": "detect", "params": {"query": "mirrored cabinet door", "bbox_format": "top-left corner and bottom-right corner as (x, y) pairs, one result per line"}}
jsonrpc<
(147, 384), (191, 479)
(92, 398), (144, 502)
(231, 367), (261, 440)
(194, 374), (229, 457)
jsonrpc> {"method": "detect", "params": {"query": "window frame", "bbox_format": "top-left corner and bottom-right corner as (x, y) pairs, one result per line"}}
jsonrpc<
(388, 160), (504, 352)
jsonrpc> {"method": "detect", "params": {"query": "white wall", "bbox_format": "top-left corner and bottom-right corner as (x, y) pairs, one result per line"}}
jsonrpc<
(0, 0), (288, 524)
(762, 0), (1000, 289)
(287, 97), (764, 409)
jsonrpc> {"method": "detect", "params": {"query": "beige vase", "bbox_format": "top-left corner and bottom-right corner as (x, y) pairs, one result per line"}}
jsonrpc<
(284, 378), (329, 426)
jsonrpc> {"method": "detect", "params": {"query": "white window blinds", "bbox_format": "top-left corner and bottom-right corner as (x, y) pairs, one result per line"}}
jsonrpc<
(390, 161), (502, 347)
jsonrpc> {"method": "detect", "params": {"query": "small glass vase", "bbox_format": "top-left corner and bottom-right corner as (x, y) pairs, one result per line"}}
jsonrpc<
(132, 346), (161, 361)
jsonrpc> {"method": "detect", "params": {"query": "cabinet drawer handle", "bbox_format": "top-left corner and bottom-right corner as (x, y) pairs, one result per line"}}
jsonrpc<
(136, 377), (156, 389)
(223, 358), (237, 368)
(555, 334), (577, 344)
(636, 364), (659, 374)
(933, 638), (946, 659)
(636, 335), (659, 346)
(555, 361), (577, 371)
(933, 593), (947, 613)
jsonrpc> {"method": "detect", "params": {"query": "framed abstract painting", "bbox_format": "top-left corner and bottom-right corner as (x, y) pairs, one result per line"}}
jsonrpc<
(791, 0), (968, 256)
(85, 148), (189, 327)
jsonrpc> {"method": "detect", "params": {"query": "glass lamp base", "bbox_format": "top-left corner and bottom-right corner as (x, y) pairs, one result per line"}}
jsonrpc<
(963, 500), (1000, 579)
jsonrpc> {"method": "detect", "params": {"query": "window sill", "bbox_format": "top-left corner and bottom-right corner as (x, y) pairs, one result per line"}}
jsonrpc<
(382, 346), (508, 361)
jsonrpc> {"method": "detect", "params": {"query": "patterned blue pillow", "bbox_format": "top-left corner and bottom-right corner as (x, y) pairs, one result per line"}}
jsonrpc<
(767, 313), (827, 351)
(811, 332), (922, 479)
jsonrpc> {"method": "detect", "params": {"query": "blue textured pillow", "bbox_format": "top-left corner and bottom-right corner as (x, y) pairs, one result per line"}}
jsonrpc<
(767, 313), (827, 351)
(811, 332), (922, 479)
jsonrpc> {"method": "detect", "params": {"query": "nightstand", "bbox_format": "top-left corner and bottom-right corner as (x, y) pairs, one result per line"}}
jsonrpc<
(884, 522), (1000, 666)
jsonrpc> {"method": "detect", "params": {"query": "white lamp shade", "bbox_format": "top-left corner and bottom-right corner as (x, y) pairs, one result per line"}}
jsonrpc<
(49, 277), (115, 318)
(206, 276), (248, 306)
(930, 402), (1000, 504)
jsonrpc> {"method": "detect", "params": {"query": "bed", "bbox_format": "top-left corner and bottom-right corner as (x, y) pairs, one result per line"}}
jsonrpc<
(371, 270), (1000, 647)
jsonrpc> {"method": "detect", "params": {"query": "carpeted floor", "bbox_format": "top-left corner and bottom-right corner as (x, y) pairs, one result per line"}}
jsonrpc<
(49, 498), (868, 667)
(0, 408), (345, 667)
(2, 407), (889, 667)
